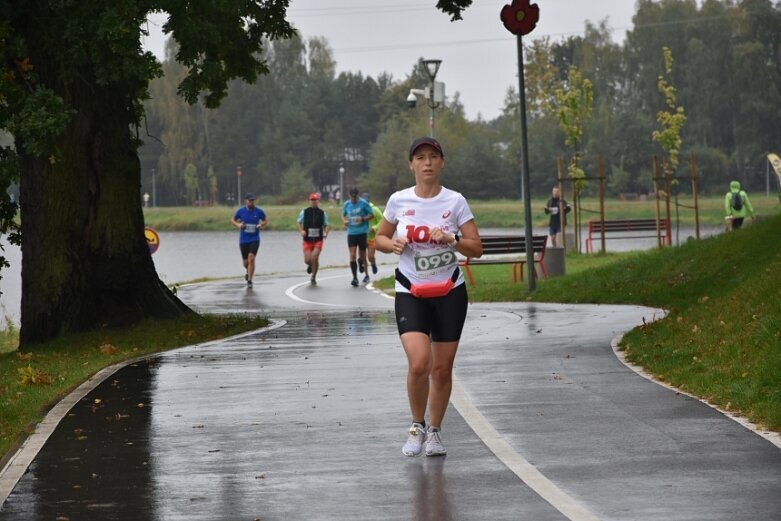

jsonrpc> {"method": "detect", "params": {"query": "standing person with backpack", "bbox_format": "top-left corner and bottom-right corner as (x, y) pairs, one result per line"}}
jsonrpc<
(724, 180), (755, 230)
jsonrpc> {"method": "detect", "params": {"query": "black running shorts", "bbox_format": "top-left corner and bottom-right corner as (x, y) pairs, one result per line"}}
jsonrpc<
(239, 240), (260, 259)
(347, 233), (368, 251)
(394, 282), (468, 342)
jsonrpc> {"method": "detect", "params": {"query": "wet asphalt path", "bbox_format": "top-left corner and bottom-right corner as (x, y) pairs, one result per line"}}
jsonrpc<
(1, 267), (780, 520)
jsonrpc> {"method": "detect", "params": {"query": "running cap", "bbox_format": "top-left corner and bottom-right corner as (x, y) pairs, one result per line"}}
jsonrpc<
(244, 192), (255, 200)
(408, 137), (444, 160)
(309, 192), (320, 200)
(349, 187), (360, 196)
(361, 192), (370, 201)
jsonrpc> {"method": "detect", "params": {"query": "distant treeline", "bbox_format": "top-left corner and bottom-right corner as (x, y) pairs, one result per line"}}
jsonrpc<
(139, 0), (781, 206)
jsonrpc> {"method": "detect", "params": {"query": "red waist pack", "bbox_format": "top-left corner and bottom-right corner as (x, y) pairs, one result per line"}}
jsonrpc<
(410, 278), (455, 299)
(396, 268), (459, 299)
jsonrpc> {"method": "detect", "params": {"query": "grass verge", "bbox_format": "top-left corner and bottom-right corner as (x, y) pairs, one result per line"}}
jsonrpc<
(142, 197), (781, 232)
(0, 313), (268, 462)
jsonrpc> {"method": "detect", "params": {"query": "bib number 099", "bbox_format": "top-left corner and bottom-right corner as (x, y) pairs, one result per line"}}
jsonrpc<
(415, 251), (456, 272)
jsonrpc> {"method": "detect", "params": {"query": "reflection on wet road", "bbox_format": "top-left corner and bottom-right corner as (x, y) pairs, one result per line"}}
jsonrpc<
(2, 275), (780, 520)
(0, 310), (565, 520)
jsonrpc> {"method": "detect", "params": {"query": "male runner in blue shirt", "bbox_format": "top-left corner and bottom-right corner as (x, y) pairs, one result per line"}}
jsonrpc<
(231, 193), (267, 287)
(342, 188), (373, 286)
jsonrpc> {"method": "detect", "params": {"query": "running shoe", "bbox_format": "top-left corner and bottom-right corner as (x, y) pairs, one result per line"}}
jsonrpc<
(247, 279), (253, 288)
(402, 423), (426, 457)
(358, 260), (365, 273)
(362, 275), (370, 284)
(350, 278), (359, 287)
(425, 427), (447, 457)
(244, 272), (248, 281)
(371, 263), (378, 275)
(310, 277), (317, 286)
(306, 263), (312, 274)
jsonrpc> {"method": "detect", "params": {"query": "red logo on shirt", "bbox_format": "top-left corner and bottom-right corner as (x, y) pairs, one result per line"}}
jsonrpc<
(403, 209), (416, 216)
(441, 210), (451, 219)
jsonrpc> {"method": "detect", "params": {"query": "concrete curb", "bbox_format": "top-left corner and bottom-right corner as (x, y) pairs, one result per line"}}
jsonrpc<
(610, 333), (781, 451)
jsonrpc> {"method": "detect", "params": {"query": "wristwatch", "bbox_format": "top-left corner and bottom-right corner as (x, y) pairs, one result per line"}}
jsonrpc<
(451, 233), (460, 245)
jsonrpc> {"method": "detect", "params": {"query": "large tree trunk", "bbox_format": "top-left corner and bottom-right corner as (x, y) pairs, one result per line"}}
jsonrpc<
(18, 71), (192, 347)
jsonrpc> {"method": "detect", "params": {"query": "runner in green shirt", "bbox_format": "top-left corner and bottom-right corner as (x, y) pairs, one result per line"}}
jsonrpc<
(362, 192), (384, 275)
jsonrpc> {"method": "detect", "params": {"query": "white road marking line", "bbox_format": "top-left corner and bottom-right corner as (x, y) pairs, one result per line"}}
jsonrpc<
(284, 275), (360, 307)
(453, 309), (601, 521)
(450, 377), (601, 521)
(284, 274), (395, 306)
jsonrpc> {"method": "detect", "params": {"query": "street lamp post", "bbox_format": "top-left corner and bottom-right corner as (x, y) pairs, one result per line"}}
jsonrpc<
(339, 165), (345, 205)
(152, 167), (156, 207)
(421, 59), (442, 138)
(236, 166), (243, 200)
(767, 152), (771, 197)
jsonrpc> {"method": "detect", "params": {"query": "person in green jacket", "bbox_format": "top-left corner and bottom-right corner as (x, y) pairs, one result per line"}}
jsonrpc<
(724, 180), (755, 230)
(363, 192), (384, 275)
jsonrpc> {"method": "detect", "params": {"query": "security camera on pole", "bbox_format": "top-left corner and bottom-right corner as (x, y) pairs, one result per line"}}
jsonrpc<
(407, 59), (445, 138)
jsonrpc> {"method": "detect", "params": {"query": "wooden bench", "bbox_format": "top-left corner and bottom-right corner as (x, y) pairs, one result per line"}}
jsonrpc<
(458, 235), (548, 286)
(585, 218), (669, 253)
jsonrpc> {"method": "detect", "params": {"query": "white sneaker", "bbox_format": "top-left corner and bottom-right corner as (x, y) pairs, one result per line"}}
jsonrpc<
(402, 423), (426, 457)
(425, 427), (447, 457)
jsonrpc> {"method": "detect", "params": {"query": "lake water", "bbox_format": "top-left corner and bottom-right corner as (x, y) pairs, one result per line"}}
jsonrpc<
(0, 225), (723, 327)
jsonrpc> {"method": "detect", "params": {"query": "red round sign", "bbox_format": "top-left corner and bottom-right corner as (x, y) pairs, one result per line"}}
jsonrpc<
(500, 0), (540, 36)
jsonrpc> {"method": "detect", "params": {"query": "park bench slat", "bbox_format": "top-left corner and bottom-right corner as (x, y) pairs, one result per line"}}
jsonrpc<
(586, 218), (669, 253)
(459, 234), (548, 285)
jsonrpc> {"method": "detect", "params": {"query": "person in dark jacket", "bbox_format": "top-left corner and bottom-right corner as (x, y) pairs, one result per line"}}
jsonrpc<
(543, 186), (571, 247)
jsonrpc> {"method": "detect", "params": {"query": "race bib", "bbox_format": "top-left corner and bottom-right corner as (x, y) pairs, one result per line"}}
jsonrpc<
(350, 216), (362, 225)
(550, 207), (559, 215)
(244, 224), (257, 233)
(307, 228), (321, 238)
(414, 250), (457, 273)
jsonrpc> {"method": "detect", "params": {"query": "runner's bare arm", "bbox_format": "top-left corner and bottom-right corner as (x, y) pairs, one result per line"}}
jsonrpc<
(375, 218), (405, 255)
(456, 219), (482, 258)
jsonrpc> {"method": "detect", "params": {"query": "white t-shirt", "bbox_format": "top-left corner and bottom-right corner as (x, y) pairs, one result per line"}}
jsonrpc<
(383, 186), (474, 294)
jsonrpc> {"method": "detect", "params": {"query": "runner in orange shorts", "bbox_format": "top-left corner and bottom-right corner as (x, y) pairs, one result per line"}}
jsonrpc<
(296, 192), (331, 285)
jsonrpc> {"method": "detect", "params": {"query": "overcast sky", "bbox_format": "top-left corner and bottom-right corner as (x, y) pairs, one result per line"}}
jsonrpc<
(142, 0), (638, 121)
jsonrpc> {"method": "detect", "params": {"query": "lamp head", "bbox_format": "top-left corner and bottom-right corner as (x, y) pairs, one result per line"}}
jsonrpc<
(422, 59), (442, 82)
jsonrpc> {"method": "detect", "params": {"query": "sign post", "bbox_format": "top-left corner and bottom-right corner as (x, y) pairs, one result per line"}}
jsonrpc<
(501, 0), (540, 291)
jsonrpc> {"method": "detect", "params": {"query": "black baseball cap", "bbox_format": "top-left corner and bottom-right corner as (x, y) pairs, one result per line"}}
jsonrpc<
(244, 193), (255, 200)
(349, 187), (359, 196)
(408, 137), (444, 160)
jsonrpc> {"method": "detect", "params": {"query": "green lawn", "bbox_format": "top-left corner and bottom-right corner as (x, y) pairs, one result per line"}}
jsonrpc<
(142, 196), (781, 232)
